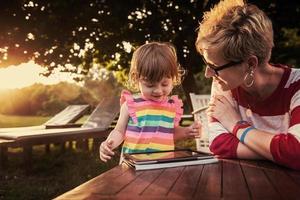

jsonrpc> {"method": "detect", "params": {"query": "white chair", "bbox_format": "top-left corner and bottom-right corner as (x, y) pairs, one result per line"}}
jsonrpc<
(189, 93), (211, 153)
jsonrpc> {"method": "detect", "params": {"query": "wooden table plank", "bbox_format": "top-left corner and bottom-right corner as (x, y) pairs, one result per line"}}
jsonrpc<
(55, 164), (130, 200)
(259, 161), (300, 200)
(142, 167), (184, 196)
(168, 165), (204, 199)
(240, 160), (280, 200)
(222, 159), (251, 200)
(117, 168), (163, 196)
(194, 162), (222, 200)
(92, 165), (142, 195)
(287, 170), (300, 185)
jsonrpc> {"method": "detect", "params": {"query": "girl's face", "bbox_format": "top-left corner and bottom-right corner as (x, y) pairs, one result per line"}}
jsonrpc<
(138, 77), (173, 102)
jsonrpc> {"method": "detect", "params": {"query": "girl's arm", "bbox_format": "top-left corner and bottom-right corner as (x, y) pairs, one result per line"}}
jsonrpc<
(99, 103), (129, 162)
(174, 122), (201, 140)
(106, 103), (129, 149)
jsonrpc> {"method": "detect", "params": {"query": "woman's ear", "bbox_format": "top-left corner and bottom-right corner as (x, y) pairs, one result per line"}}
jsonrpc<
(246, 55), (258, 70)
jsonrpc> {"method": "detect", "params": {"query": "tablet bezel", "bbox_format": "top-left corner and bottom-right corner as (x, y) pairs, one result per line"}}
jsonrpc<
(123, 149), (214, 165)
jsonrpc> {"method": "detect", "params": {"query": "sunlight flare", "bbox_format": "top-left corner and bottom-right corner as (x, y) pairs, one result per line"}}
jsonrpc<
(0, 61), (76, 89)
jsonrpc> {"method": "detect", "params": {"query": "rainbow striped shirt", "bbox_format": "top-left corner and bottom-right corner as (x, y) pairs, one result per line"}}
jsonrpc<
(121, 90), (183, 154)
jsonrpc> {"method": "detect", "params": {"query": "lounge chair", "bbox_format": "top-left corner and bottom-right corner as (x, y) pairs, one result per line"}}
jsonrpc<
(189, 93), (211, 153)
(0, 95), (120, 168)
(0, 104), (90, 133)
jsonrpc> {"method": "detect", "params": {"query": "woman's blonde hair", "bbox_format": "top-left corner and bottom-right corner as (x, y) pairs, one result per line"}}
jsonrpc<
(195, 0), (274, 64)
(129, 42), (182, 89)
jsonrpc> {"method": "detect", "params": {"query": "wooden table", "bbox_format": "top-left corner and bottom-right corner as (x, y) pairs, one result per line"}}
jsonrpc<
(55, 159), (300, 200)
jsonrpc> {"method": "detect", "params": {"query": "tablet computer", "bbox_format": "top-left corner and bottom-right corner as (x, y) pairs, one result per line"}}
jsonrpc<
(123, 149), (214, 165)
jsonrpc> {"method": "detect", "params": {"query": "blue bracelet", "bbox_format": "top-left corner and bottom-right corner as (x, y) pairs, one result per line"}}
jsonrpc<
(240, 126), (255, 144)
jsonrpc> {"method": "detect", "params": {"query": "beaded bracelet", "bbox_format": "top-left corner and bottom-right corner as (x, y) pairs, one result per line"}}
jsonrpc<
(240, 126), (255, 144)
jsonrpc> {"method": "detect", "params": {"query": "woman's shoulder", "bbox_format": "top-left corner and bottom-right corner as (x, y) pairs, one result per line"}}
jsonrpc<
(282, 65), (300, 88)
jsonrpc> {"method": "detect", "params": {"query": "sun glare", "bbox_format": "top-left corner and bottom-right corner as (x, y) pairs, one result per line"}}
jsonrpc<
(0, 61), (76, 89)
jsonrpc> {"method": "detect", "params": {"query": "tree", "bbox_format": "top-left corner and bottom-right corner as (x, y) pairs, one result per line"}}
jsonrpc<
(1, 0), (300, 96)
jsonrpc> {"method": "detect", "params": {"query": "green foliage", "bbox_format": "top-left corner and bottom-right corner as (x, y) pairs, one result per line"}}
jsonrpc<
(0, 74), (123, 116)
(194, 68), (213, 94)
(273, 28), (300, 67)
(0, 0), (299, 98)
(0, 1), (207, 80)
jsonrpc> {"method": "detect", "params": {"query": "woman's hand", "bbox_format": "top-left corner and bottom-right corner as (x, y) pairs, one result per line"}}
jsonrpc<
(99, 139), (115, 162)
(206, 95), (242, 132)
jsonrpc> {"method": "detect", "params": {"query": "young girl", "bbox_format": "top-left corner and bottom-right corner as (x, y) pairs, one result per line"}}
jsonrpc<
(99, 42), (201, 162)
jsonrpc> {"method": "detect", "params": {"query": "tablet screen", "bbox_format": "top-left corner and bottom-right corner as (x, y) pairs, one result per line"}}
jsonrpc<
(125, 149), (213, 164)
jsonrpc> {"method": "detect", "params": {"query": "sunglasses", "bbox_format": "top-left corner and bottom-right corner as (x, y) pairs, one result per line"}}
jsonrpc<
(202, 57), (243, 76)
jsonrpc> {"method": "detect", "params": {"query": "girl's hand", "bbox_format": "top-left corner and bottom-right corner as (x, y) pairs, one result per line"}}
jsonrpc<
(186, 121), (202, 138)
(206, 95), (241, 132)
(99, 140), (115, 162)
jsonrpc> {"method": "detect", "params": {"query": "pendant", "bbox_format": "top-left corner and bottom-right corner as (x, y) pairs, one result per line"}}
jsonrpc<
(246, 108), (253, 118)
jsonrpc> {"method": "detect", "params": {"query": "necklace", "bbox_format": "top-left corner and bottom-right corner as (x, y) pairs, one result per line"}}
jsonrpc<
(243, 65), (277, 119)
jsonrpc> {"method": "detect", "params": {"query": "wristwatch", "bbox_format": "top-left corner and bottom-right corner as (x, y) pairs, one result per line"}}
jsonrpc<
(232, 120), (251, 136)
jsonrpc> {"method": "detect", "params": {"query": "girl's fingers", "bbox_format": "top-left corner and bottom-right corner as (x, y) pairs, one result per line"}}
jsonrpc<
(188, 123), (201, 137)
(100, 150), (112, 162)
(101, 154), (111, 162)
(107, 139), (114, 147)
(101, 141), (115, 156)
(99, 141), (114, 162)
(191, 122), (200, 130)
(104, 145), (114, 156)
(100, 154), (107, 162)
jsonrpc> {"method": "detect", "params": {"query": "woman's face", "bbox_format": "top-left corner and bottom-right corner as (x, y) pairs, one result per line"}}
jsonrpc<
(202, 48), (246, 91)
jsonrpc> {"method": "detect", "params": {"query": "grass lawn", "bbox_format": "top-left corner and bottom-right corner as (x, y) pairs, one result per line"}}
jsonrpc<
(0, 114), (50, 128)
(0, 143), (119, 200)
(0, 115), (196, 200)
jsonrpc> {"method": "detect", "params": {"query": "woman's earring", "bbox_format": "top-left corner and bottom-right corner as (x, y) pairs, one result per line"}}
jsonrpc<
(244, 70), (254, 88)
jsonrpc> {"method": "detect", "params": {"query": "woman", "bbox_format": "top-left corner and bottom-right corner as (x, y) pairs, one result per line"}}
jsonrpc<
(195, 0), (300, 170)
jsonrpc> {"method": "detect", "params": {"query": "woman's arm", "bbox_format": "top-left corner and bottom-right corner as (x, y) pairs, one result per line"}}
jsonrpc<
(236, 128), (273, 160)
(235, 125), (300, 170)
(209, 94), (300, 169)
(207, 80), (267, 159)
(208, 94), (276, 158)
(235, 105), (300, 169)
(210, 133), (264, 159)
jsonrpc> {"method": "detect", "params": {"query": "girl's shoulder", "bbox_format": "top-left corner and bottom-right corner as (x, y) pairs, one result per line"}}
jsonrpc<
(120, 90), (142, 104)
(169, 95), (184, 126)
(169, 95), (183, 106)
